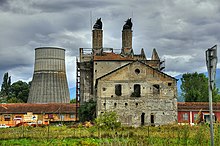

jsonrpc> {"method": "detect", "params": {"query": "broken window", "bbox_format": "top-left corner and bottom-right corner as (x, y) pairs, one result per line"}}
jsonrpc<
(153, 84), (160, 94)
(131, 84), (141, 97)
(115, 84), (122, 96)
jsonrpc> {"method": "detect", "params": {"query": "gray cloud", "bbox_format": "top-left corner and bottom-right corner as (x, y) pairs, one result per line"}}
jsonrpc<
(0, 0), (220, 87)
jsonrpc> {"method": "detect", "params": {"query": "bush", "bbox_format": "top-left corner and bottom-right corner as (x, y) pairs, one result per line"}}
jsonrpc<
(78, 99), (96, 122)
(95, 111), (121, 130)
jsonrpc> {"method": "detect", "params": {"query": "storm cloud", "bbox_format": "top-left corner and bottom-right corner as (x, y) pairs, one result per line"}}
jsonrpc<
(0, 0), (220, 88)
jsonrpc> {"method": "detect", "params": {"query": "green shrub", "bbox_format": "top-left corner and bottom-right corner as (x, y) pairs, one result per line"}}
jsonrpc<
(95, 111), (121, 130)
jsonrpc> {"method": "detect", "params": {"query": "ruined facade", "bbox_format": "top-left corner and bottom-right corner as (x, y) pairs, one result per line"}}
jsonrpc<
(77, 18), (177, 126)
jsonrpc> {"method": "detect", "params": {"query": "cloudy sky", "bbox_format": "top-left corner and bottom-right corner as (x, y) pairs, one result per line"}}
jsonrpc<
(0, 0), (220, 91)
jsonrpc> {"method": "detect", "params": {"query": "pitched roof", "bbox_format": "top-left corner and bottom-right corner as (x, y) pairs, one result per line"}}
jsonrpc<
(178, 102), (220, 111)
(0, 103), (77, 114)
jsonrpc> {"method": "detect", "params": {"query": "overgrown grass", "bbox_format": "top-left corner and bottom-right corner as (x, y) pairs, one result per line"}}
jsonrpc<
(0, 124), (219, 145)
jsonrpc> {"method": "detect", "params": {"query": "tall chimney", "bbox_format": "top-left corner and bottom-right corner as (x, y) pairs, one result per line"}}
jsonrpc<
(92, 18), (103, 55)
(28, 47), (70, 103)
(121, 18), (133, 56)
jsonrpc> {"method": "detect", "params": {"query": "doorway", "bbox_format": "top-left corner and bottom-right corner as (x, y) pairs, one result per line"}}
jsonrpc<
(141, 113), (145, 126)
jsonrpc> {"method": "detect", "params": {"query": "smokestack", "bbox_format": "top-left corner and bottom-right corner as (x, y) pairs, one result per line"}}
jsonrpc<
(92, 18), (103, 55)
(121, 18), (133, 56)
(28, 47), (70, 103)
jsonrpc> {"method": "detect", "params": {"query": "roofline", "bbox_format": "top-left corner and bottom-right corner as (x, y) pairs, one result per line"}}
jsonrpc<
(94, 60), (133, 61)
(136, 60), (177, 81)
(95, 60), (177, 86)
(35, 47), (65, 51)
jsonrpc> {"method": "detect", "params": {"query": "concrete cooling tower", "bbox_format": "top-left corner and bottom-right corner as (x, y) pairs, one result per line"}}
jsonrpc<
(28, 47), (70, 103)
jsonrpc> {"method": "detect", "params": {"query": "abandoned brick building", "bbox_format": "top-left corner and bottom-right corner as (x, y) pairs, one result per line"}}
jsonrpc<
(77, 18), (177, 126)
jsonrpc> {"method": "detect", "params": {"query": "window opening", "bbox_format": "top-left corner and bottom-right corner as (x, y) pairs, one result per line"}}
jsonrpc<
(114, 103), (117, 108)
(141, 113), (145, 126)
(131, 84), (141, 97)
(115, 84), (122, 96)
(168, 83), (172, 86)
(135, 69), (140, 74)
(150, 114), (155, 126)
(4, 115), (10, 121)
(153, 84), (160, 94)
(70, 114), (75, 119)
(182, 113), (188, 121)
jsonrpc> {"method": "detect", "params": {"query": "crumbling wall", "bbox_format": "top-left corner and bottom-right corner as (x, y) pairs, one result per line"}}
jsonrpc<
(96, 61), (177, 126)
(79, 61), (94, 103)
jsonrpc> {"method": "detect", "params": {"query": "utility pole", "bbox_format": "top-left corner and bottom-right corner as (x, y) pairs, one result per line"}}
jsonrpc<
(205, 45), (218, 146)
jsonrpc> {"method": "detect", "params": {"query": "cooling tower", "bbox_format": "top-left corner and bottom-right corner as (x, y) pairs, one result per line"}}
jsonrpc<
(28, 47), (70, 103)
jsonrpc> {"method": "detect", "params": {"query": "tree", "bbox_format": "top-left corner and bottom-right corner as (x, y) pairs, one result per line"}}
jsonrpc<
(78, 99), (96, 122)
(7, 97), (24, 103)
(70, 98), (76, 103)
(213, 87), (220, 102)
(0, 73), (31, 103)
(95, 111), (121, 130)
(0, 72), (11, 97)
(9, 81), (30, 103)
(181, 72), (219, 102)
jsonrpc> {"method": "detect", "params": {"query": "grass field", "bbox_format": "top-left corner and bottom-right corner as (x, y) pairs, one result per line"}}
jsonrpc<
(0, 124), (220, 145)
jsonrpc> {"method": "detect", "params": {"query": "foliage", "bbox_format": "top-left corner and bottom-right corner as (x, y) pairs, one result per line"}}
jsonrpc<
(95, 111), (121, 130)
(0, 72), (30, 103)
(8, 81), (30, 103)
(78, 99), (96, 122)
(181, 72), (219, 102)
(70, 98), (76, 103)
(213, 87), (220, 102)
(1, 124), (220, 145)
(7, 97), (24, 103)
(0, 72), (11, 99)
